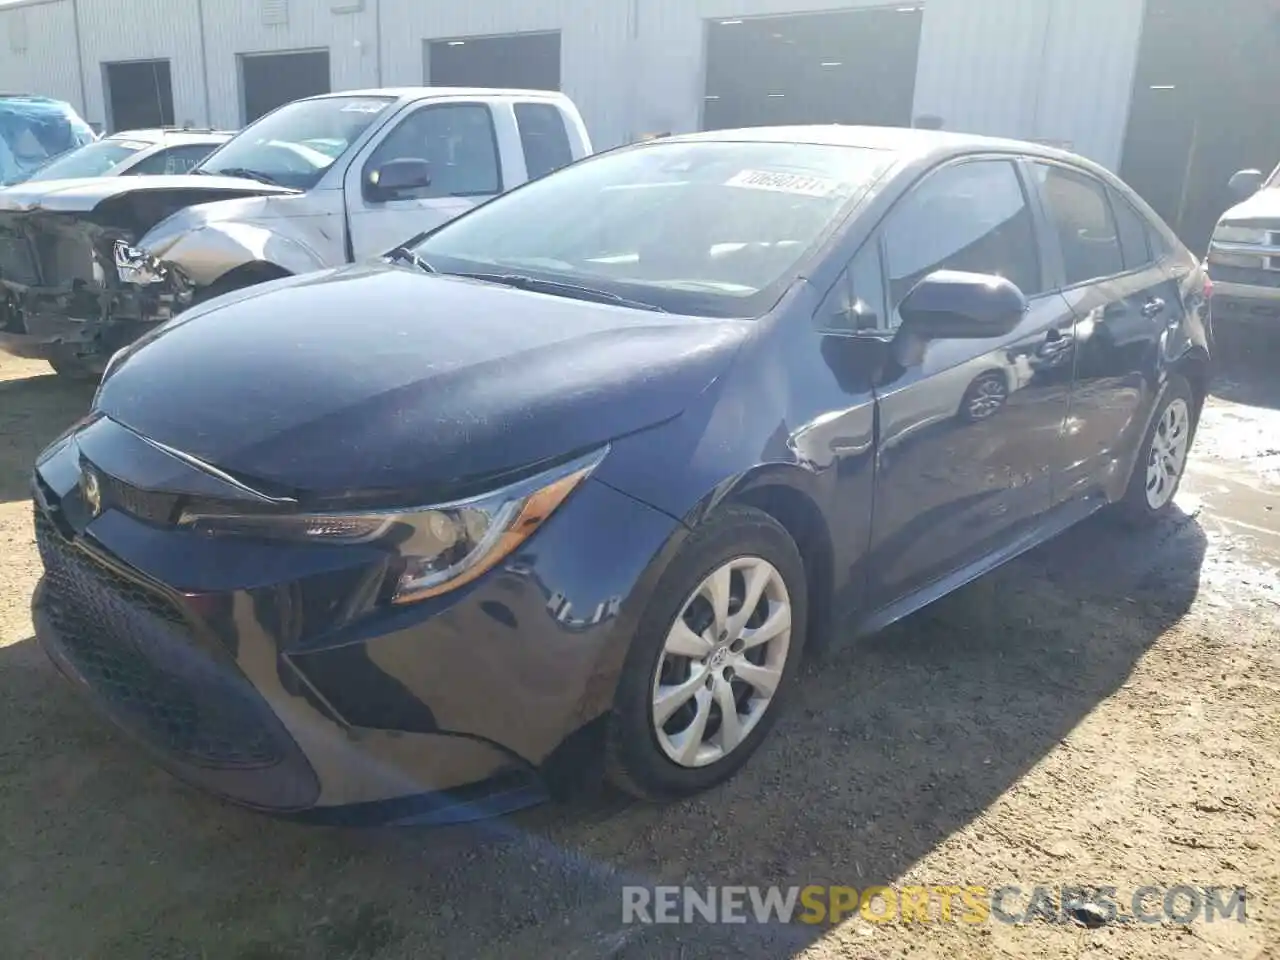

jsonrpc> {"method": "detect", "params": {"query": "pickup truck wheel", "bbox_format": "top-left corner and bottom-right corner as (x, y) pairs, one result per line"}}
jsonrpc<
(606, 505), (808, 801)
(46, 351), (97, 381)
(193, 266), (290, 307)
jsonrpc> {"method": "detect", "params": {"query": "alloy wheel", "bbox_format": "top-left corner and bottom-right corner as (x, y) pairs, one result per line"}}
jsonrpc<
(967, 375), (1008, 420)
(1145, 397), (1191, 510)
(650, 557), (792, 768)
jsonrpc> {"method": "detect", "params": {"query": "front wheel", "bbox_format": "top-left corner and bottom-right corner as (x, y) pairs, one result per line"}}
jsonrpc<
(1114, 374), (1196, 525)
(46, 349), (99, 381)
(606, 505), (808, 801)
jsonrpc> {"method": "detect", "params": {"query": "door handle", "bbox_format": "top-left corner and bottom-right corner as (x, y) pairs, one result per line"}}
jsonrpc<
(1142, 297), (1166, 318)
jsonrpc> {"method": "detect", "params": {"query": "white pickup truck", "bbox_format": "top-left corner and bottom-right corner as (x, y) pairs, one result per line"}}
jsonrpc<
(0, 87), (592, 376)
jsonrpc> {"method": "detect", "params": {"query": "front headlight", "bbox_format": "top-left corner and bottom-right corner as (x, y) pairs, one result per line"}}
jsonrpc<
(1212, 224), (1268, 246)
(178, 448), (608, 604)
(113, 240), (166, 285)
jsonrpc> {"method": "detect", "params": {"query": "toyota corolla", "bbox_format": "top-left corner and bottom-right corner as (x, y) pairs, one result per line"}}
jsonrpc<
(30, 127), (1211, 824)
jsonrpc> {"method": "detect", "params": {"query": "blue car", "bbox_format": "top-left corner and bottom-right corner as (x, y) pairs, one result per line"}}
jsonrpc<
(31, 126), (1211, 824)
(0, 95), (96, 185)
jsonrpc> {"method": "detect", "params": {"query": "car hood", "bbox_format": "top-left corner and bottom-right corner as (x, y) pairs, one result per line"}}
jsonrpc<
(94, 264), (750, 499)
(1219, 187), (1280, 224)
(0, 173), (294, 213)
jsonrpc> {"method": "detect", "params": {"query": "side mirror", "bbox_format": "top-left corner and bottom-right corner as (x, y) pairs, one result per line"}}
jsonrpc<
(1228, 169), (1264, 201)
(365, 158), (432, 202)
(898, 270), (1028, 340)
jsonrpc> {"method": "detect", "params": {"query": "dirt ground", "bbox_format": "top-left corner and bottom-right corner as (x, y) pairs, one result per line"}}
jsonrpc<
(0, 342), (1276, 960)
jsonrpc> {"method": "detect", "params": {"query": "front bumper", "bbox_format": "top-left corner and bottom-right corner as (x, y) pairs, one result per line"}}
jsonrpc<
(1205, 264), (1280, 324)
(31, 417), (681, 823)
(0, 276), (189, 367)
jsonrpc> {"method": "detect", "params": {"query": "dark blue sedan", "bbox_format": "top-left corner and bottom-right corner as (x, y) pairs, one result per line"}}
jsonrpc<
(30, 126), (1211, 823)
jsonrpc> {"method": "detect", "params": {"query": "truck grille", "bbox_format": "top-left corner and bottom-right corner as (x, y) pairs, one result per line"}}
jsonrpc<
(34, 506), (284, 770)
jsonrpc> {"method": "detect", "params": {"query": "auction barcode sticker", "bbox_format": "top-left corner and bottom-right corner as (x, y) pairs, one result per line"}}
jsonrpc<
(725, 169), (841, 196)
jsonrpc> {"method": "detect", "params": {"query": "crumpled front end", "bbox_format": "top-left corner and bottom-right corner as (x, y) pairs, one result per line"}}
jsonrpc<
(0, 210), (196, 370)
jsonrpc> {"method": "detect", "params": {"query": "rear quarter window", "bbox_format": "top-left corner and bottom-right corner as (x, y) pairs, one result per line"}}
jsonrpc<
(514, 103), (574, 180)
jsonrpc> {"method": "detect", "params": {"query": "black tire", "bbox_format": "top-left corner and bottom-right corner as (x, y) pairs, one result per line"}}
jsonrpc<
(1114, 374), (1197, 526)
(605, 505), (808, 801)
(46, 351), (98, 381)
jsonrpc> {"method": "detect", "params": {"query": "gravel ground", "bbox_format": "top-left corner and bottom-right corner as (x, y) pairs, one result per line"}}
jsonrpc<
(0, 344), (1276, 960)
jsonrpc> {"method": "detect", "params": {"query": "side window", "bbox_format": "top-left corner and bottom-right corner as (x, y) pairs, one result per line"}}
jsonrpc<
(1109, 187), (1154, 271)
(129, 144), (218, 176)
(366, 103), (501, 199)
(1032, 163), (1126, 285)
(814, 242), (886, 333)
(882, 159), (1043, 326)
(514, 103), (574, 180)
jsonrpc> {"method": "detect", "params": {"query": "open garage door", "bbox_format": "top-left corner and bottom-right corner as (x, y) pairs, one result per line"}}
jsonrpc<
(240, 49), (331, 124)
(104, 60), (174, 132)
(703, 6), (923, 131)
(426, 32), (561, 91)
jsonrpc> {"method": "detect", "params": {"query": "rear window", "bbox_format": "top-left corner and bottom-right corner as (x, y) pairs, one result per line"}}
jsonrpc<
(25, 139), (148, 181)
(514, 103), (574, 180)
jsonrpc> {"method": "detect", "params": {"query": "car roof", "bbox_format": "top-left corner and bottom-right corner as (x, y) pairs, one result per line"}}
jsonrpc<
(306, 87), (571, 103)
(666, 124), (1096, 170)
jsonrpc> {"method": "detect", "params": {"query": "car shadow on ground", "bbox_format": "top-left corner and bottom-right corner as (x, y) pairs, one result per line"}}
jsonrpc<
(0, 371), (94, 504)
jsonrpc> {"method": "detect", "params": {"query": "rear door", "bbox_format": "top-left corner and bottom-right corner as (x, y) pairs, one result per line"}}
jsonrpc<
(1028, 161), (1186, 503)
(344, 100), (506, 259)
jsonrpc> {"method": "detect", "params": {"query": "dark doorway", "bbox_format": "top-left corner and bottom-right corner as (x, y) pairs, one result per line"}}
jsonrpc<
(1120, 0), (1280, 254)
(702, 6), (923, 131)
(426, 32), (561, 91)
(240, 49), (331, 124)
(104, 60), (174, 132)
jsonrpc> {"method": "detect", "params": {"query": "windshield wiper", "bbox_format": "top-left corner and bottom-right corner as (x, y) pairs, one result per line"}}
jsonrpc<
(384, 246), (436, 273)
(452, 272), (668, 313)
(206, 167), (281, 186)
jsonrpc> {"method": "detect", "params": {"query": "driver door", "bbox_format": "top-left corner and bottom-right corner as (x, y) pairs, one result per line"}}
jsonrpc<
(344, 101), (506, 260)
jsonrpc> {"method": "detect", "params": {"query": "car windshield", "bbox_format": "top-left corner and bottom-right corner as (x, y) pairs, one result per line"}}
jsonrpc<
(413, 140), (894, 317)
(196, 96), (395, 190)
(0, 101), (97, 184)
(24, 138), (149, 181)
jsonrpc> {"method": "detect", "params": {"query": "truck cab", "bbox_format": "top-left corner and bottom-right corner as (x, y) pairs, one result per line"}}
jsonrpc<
(0, 88), (592, 376)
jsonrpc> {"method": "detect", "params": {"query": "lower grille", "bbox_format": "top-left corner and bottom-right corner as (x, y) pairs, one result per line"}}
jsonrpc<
(34, 507), (283, 770)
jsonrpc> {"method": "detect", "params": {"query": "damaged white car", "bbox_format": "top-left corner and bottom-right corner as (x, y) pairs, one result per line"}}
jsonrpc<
(0, 87), (592, 376)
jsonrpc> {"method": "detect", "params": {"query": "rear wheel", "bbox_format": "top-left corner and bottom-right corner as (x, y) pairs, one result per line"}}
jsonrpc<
(606, 505), (808, 801)
(1115, 374), (1196, 525)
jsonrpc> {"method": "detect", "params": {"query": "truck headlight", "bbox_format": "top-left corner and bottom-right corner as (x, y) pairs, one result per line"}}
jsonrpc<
(113, 241), (166, 285)
(1212, 224), (1268, 245)
(177, 448), (607, 603)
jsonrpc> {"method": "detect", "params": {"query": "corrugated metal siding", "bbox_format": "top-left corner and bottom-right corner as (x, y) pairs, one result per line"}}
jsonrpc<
(1030, 0), (1146, 168)
(379, 0), (634, 148)
(916, 0), (1145, 168)
(75, 0), (206, 127)
(0, 0), (1146, 161)
(200, 0), (378, 127)
(913, 0), (1053, 144)
(0, 0), (83, 111)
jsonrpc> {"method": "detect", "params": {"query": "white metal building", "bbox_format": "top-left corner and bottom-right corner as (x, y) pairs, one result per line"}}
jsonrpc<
(0, 0), (1145, 165)
(1, 0), (1276, 251)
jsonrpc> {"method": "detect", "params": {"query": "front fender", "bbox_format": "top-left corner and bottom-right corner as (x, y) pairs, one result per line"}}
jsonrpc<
(142, 222), (329, 287)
